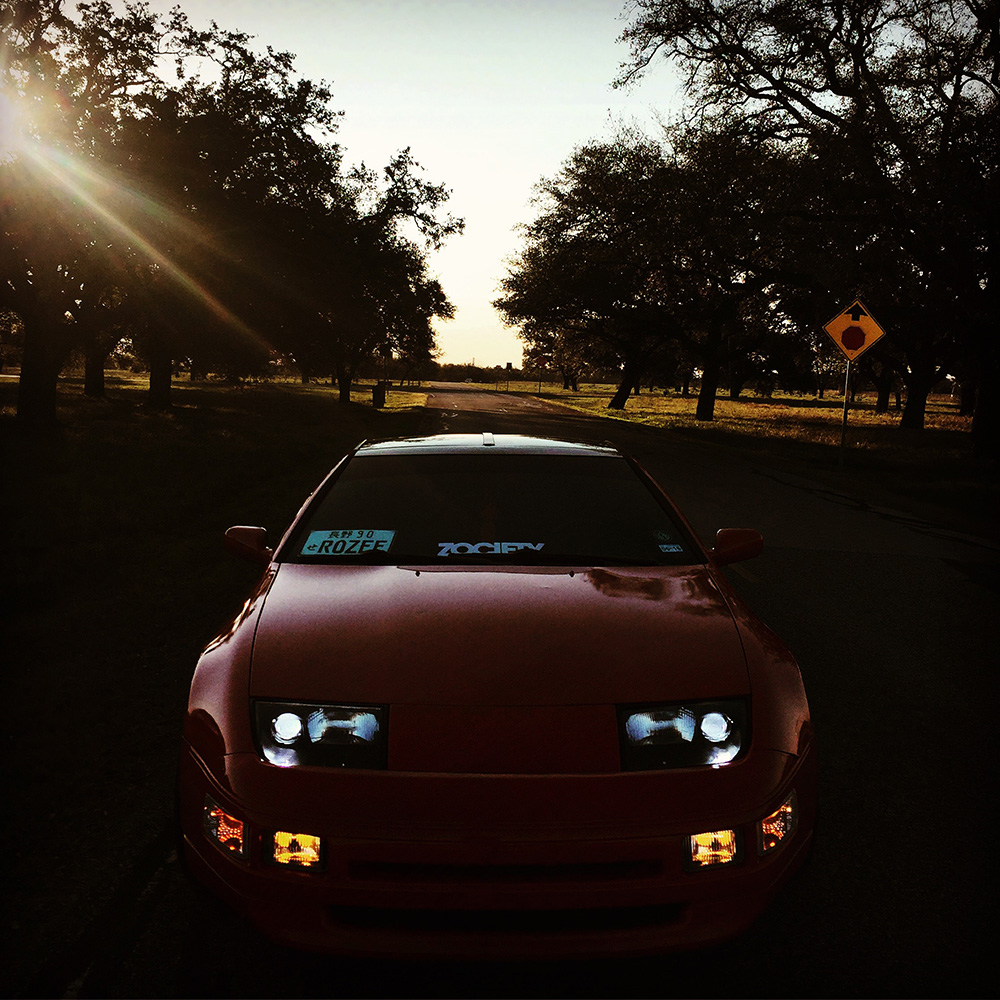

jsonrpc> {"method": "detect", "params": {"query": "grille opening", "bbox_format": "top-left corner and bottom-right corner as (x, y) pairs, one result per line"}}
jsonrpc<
(329, 902), (686, 934)
(349, 859), (662, 884)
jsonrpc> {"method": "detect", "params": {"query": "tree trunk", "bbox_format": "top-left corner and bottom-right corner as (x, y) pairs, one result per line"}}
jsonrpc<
(16, 331), (63, 428)
(608, 380), (632, 409)
(696, 362), (720, 421)
(874, 381), (891, 413)
(900, 373), (938, 429)
(147, 342), (173, 410)
(84, 342), (107, 398)
(336, 367), (353, 404)
(869, 365), (893, 414)
(959, 379), (977, 417)
(900, 388), (928, 429)
(972, 364), (999, 461)
(608, 360), (642, 409)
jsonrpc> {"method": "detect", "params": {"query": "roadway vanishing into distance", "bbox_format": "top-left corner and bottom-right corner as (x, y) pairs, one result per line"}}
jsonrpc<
(5, 384), (996, 998)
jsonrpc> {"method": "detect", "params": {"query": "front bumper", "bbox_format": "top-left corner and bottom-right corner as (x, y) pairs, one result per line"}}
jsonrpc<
(178, 743), (816, 958)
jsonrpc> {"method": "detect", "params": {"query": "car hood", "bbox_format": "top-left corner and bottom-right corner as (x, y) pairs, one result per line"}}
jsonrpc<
(249, 563), (749, 707)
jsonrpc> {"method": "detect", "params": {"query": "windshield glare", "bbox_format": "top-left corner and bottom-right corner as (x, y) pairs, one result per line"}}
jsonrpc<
(284, 453), (699, 566)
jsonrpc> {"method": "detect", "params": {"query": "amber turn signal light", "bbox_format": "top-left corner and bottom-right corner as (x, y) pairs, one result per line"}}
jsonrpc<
(270, 830), (324, 869)
(758, 791), (798, 855)
(203, 796), (246, 860)
(686, 829), (739, 869)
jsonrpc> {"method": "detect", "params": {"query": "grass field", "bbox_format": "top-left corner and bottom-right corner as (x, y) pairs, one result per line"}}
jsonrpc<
(476, 378), (998, 534)
(1, 370), (434, 983)
(1, 372), (429, 620)
(2, 372), (994, 536)
(501, 379), (969, 459)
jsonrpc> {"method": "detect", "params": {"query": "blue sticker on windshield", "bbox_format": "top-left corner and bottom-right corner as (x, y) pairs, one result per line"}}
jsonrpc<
(302, 529), (395, 556)
(659, 543), (685, 553)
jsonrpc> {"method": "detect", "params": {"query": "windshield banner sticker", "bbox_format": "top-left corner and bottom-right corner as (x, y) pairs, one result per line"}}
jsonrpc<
(438, 541), (545, 557)
(302, 529), (395, 556)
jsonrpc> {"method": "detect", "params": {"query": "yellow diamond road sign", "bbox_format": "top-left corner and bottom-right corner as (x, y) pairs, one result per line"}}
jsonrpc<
(823, 299), (886, 361)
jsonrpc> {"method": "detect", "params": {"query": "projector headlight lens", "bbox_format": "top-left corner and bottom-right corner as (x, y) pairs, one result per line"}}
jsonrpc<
(254, 701), (387, 768)
(619, 700), (748, 770)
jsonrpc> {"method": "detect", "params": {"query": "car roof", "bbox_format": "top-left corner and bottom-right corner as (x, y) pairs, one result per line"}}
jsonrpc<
(355, 433), (622, 458)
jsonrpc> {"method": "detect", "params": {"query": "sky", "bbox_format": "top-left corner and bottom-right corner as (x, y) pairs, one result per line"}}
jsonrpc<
(151, 0), (682, 366)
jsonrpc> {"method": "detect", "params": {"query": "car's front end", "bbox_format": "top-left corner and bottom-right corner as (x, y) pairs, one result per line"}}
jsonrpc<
(178, 434), (815, 957)
(181, 760), (814, 958)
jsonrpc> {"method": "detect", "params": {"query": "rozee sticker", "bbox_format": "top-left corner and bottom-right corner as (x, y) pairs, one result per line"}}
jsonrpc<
(302, 529), (395, 556)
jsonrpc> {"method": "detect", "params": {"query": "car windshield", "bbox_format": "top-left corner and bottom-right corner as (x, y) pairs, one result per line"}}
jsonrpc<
(282, 453), (701, 566)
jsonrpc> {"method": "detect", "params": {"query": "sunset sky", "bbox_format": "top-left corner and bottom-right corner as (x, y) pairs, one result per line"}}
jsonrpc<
(152, 0), (682, 366)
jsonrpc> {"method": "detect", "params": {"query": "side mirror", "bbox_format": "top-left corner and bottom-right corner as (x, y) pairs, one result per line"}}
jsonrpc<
(224, 525), (274, 566)
(712, 528), (764, 566)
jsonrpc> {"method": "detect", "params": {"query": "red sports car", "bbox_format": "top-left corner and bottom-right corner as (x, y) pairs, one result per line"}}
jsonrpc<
(178, 433), (815, 958)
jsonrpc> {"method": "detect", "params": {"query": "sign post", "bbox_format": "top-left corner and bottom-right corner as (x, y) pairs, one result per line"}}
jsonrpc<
(840, 362), (852, 453)
(823, 299), (887, 465)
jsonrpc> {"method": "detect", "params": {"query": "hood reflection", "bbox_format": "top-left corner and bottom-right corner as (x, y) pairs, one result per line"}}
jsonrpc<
(584, 568), (719, 616)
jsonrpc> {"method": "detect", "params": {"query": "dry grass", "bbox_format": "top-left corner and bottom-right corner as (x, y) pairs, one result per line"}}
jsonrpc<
(0, 371), (425, 418)
(502, 380), (996, 535)
(2, 371), (994, 535)
(516, 381), (970, 462)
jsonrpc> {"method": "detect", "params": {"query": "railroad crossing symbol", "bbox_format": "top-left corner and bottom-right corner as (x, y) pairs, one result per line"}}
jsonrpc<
(823, 299), (887, 361)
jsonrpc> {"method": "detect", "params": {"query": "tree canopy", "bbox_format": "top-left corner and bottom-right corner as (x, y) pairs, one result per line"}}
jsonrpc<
(1, 0), (462, 424)
(497, 1), (996, 452)
(615, 0), (998, 448)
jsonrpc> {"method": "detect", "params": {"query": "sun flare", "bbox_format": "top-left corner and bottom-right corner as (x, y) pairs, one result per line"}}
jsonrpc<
(0, 92), (23, 161)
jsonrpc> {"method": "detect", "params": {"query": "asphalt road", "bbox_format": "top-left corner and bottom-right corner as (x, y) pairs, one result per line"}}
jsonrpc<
(5, 385), (997, 999)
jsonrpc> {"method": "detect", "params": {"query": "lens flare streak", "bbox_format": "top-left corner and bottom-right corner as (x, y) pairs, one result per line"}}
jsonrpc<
(19, 142), (268, 349)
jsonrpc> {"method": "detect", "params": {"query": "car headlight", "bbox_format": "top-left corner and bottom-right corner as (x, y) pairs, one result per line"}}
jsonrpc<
(254, 701), (388, 769)
(618, 700), (749, 770)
